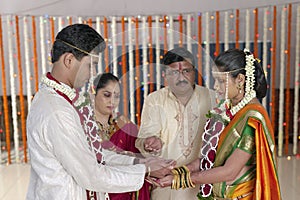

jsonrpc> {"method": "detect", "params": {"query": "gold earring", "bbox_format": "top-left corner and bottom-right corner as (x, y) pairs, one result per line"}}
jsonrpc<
(238, 84), (242, 93)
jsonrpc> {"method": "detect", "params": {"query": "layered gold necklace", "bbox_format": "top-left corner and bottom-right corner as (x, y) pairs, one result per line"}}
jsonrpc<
(95, 117), (116, 140)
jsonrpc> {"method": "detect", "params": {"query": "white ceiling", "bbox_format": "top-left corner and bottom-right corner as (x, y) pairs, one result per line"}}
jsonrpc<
(1, 0), (300, 16)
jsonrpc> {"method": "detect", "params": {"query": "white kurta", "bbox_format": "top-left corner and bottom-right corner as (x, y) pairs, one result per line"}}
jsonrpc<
(26, 84), (146, 200)
(135, 85), (216, 200)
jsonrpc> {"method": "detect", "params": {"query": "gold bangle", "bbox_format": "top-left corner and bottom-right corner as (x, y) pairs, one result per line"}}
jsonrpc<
(171, 177), (175, 189)
(171, 169), (180, 190)
(175, 174), (180, 190)
(181, 165), (195, 188)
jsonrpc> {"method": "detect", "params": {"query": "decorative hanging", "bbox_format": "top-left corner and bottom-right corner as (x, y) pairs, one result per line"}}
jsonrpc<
(121, 16), (128, 117)
(284, 4), (292, 155)
(235, 9), (240, 49)
(262, 7), (269, 108)
(164, 15), (168, 53)
(50, 17), (55, 44)
(7, 15), (17, 164)
(128, 17), (135, 123)
(278, 6), (287, 156)
(23, 16), (33, 111)
(39, 16), (47, 74)
(76, 16), (81, 23)
(224, 11), (229, 50)
(15, 16), (27, 163)
(205, 12), (210, 87)
(254, 8), (259, 57)
(68, 16), (72, 25)
(148, 16), (155, 93)
(103, 17), (109, 72)
(168, 15), (174, 50)
(111, 16), (117, 76)
(215, 11), (220, 56)
(31, 16), (39, 92)
(58, 17), (63, 32)
(187, 14), (192, 52)
(142, 16), (148, 100)
(135, 17), (141, 125)
(197, 13), (203, 86)
(88, 18), (92, 27)
(245, 9), (250, 49)
(179, 14), (183, 47)
(155, 16), (161, 89)
(0, 15), (11, 164)
(293, 5), (300, 155)
(96, 17), (103, 73)
(271, 6), (277, 142)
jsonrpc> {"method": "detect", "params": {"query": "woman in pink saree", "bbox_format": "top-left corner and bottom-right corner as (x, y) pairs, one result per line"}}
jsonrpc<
(93, 73), (151, 200)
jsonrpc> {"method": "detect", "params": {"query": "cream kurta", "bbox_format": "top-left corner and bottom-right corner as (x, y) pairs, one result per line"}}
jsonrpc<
(26, 84), (146, 200)
(135, 85), (215, 200)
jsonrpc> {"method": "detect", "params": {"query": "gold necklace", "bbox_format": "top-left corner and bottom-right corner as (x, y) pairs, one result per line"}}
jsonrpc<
(96, 118), (116, 140)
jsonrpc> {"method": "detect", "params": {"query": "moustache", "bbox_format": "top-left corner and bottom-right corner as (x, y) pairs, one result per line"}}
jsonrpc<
(176, 80), (189, 86)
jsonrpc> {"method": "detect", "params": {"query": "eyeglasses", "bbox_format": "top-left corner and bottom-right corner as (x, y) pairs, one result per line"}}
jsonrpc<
(166, 68), (195, 77)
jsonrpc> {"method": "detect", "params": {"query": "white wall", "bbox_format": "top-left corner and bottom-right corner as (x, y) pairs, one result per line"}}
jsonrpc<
(1, 0), (300, 16)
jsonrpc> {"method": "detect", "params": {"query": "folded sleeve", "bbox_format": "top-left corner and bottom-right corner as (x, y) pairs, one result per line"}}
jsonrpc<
(135, 94), (163, 157)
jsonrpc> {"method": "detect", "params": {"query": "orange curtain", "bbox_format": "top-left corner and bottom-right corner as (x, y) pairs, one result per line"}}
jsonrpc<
(31, 16), (39, 92)
(271, 6), (277, 133)
(284, 4), (292, 154)
(197, 14), (203, 86)
(235, 10), (240, 49)
(135, 17), (141, 125)
(0, 15), (11, 164)
(121, 17), (128, 117)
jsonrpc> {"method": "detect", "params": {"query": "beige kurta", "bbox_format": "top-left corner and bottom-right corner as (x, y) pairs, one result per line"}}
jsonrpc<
(136, 85), (216, 200)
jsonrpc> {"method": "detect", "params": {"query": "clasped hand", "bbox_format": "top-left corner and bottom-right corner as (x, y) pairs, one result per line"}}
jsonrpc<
(144, 136), (163, 154)
(143, 157), (176, 179)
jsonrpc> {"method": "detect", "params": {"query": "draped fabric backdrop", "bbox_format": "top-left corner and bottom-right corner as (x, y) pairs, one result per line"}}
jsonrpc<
(0, 3), (299, 164)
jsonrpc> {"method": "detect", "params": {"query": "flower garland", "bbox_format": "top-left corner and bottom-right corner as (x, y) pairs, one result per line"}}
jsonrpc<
(142, 16), (148, 100)
(245, 9), (250, 49)
(293, 5), (300, 155)
(155, 16), (161, 89)
(205, 12), (211, 86)
(7, 15), (18, 164)
(24, 16), (33, 110)
(262, 7), (268, 107)
(39, 16), (47, 75)
(198, 49), (257, 199)
(112, 16), (118, 76)
(40, 75), (89, 109)
(224, 11), (229, 50)
(187, 14), (192, 52)
(198, 111), (225, 199)
(169, 15), (174, 50)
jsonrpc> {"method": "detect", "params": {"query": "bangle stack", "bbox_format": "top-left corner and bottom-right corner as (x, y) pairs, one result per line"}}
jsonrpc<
(171, 165), (195, 190)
